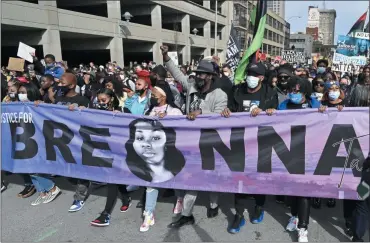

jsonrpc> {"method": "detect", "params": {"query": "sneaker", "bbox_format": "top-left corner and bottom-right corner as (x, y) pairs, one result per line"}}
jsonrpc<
(298, 228), (308, 242)
(69, 200), (85, 212)
(345, 221), (354, 238)
(120, 197), (132, 212)
(173, 199), (183, 214)
(31, 194), (47, 206)
(91, 211), (110, 227)
(312, 198), (321, 209)
(18, 185), (36, 198)
(228, 214), (246, 234)
(326, 198), (336, 208)
(140, 211), (155, 232)
(275, 196), (285, 204)
(251, 206), (264, 224)
(43, 186), (61, 204)
(1, 182), (7, 193)
(286, 216), (299, 232)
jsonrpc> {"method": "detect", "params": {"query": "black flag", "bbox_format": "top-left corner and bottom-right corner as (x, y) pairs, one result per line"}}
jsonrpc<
(225, 23), (241, 72)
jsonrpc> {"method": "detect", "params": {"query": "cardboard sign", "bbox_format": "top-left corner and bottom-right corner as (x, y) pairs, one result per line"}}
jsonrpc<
(282, 50), (305, 63)
(353, 32), (369, 40)
(17, 42), (35, 63)
(168, 52), (179, 66)
(7, 57), (25, 72)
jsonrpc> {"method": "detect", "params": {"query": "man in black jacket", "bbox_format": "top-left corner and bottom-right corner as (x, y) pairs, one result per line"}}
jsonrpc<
(221, 62), (278, 234)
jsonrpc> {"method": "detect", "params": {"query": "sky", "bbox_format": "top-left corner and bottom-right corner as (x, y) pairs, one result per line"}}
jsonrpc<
(286, 1), (369, 41)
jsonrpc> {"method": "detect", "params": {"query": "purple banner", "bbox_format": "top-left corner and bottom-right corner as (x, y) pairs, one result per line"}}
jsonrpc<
(1, 103), (369, 199)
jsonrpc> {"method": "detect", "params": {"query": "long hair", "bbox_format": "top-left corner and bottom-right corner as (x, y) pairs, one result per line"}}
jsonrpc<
(96, 88), (120, 111)
(125, 118), (186, 182)
(19, 82), (41, 101)
(104, 75), (124, 99)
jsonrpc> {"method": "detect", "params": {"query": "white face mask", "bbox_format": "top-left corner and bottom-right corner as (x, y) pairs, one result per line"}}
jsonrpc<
(120, 75), (125, 80)
(246, 76), (260, 89)
(223, 72), (230, 77)
(18, 94), (29, 102)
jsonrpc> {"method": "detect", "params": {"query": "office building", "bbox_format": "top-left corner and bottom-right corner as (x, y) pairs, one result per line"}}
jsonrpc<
(1, 0), (233, 66)
(290, 33), (313, 58)
(267, 0), (285, 19)
(233, 0), (289, 58)
(306, 6), (336, 45)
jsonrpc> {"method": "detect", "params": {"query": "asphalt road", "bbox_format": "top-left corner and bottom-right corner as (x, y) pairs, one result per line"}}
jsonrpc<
(1, 175), (367, 242)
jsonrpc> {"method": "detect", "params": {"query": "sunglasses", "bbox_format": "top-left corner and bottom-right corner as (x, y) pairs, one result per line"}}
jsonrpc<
(316, 83), (325, 87)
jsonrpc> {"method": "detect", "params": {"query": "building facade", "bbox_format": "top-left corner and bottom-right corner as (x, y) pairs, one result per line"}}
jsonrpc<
(318, 9), (336, 45)
(290, 33), (313, 58)
(1, 0), (233, 66)
(267, 0), (285, 19)
(233, 0), (289, 58)
(306, 6), (336, 46)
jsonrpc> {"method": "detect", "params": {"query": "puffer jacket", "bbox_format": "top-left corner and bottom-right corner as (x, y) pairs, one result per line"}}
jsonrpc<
(165, 59), (227, 114)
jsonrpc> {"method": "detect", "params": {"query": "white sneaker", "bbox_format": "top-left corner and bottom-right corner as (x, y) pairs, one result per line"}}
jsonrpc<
(173, 199), (183, 214)
(31, 194), (46, 206)
(140, 211), (155, 232)
(298, 228), (308, 242)
(286, 216), (299, 232)
(43, 186), (61, 204)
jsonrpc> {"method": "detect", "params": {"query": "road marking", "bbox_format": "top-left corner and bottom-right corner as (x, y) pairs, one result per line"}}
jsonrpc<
(34, 229), (58, 242)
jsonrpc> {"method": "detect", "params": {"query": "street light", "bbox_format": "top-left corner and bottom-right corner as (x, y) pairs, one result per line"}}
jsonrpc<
(192, 28), (198, 35)
(123, 12), (133, 22)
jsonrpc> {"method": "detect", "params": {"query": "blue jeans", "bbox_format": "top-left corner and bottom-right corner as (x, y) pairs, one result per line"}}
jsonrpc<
(30, 175), (54, 193)
(353, 198), (370, 241)
(145, 187), (159, 214)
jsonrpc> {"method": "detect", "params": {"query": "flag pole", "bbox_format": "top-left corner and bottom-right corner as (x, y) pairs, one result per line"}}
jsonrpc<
(214, 0), (218, 56)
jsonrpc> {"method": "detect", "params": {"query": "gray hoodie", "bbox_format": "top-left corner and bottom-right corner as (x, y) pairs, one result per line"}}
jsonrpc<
(165, 59), (227, 115)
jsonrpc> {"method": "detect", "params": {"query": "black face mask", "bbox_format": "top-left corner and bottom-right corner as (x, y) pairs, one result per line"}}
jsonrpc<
(93, 103), (109, 110)
(136, 89), (146, 96)
(54, 86), (71, 97)
(340, 83), (348, 90)
(194, 77), (206, 90)
(150, 97), (159, 106)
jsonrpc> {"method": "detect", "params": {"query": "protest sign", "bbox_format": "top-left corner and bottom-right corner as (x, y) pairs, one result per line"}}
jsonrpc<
(331, 62), (361, 73)
(282, 50), (306, 63)
(336, 35), (369, 57)
(17, 42), (35, 63)
(2, 103), (369, 200)
(7, 57), (25, 72)
(332, 53), (367, 65)
(352, 32), (369, 40)
(168, 52), (178, 66)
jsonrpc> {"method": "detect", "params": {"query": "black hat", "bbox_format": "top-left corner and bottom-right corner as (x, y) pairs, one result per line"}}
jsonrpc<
(317, 59), (329, 67)
(288, 76), (312, 96)
(278, 64), (293, 77)
(152, 65), (167, 78)
(246, 62), (266, 76)
(194, 60), (216, 74)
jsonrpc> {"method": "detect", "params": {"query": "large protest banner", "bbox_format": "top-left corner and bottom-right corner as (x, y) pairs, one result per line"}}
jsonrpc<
(336, 35), (369, 57)
(2, 103), (369, 199)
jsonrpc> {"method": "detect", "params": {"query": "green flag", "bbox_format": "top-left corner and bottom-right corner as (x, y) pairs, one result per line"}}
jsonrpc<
(234, 0), (267, 85)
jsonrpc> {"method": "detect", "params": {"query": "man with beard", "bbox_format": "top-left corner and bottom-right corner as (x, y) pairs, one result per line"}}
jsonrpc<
(162, 45), (228, 228)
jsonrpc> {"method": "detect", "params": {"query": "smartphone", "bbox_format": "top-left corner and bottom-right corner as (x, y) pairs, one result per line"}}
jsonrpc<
(357, 180), (370, 200)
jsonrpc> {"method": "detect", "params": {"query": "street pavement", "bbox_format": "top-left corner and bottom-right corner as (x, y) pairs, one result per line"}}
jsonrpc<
(1, 175), (366, 242)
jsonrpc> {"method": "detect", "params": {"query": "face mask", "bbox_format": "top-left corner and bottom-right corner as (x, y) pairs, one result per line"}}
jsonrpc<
(9, 93), (17, 99)
(317, 67), (326, 74)
(328, 91), (340, 100)
(93, 103), (109, 110)
(293, 65), (297, 69)
(120, 75), (125, 80)
(150, 97), (159, 107)
(54, 85), (71, 97)
(288, 93), (303, 104)
(136, 88), (146, 96)
(246, 76), (260, 89)
(18, 94), (29, 102)
(46, 63), (55, 68)
(194, 77), (206, 90)
(223, 72), (230, 77)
